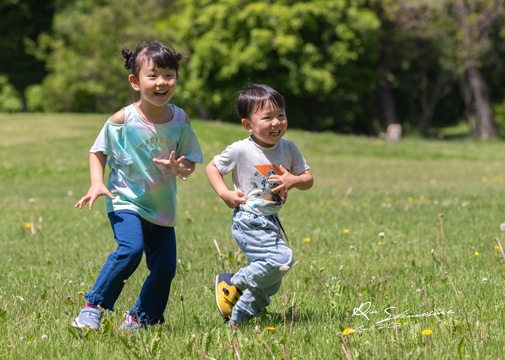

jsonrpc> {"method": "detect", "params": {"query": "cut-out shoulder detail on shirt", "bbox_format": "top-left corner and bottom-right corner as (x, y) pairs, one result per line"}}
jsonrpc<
(184, 112), (191, 126)
(109, 109), (126, 124)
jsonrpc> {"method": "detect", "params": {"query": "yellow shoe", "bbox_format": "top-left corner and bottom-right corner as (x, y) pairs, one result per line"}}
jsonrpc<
(214, 273), (243, 319)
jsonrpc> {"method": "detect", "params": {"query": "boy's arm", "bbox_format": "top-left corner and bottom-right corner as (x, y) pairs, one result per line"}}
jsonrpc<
(269, 165), (314, 194)
(206, 160), (247, 209)
(75, 152), (115, 209)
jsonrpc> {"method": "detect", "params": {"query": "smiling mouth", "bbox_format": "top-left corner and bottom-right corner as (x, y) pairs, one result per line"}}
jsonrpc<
(270, 130), (280, 136)
(154, 90), (167, 97)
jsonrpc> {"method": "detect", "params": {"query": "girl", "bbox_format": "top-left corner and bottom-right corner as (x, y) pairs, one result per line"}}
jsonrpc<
(72, 42), (202, 331)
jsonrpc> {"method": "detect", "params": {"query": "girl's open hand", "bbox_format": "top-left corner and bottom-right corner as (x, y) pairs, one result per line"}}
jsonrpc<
(268, 165), (295, 195)
(75, 184), (115, 210)
(153, 151), (191, 180)
(220, 190), (247, 209)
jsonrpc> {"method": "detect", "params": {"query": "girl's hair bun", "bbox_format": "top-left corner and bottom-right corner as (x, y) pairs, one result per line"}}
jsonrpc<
(174, 52), (183, 61)
(122, 48), (133, 70)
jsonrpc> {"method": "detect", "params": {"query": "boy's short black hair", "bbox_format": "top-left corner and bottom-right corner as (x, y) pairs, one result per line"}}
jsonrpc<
(237, 84), (285, 120)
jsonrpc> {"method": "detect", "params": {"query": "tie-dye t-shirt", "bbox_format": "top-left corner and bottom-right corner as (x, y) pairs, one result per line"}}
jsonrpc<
(90, 103), (202, 227)
(213, 136), (309, 216)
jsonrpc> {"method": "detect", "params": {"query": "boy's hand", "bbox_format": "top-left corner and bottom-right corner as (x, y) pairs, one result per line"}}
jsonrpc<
(268, 165), (296, 194)
(220, 190), (247, 209)
(75, 184), (115, 210)
(153, 151), (191, 180)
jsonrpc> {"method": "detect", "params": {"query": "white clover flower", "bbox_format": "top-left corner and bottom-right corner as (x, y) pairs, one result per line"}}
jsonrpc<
(29, 198), (35, 203)
(69, 280), (72, 284)
(80, 283), (85, 286)
(41, 335), (48, 340)
(253, 326), (261, 334)
(482, 278), (488, 284)
(371, 276), (375, 281)
(350, 245), (356, 252)
(378, 232), (385, 237)
(310, 265), (314, 271)
(431, 249), (434, 254)
(67, 190), (73, 196)
(433, 200), (439, 205)
(339, 265), (344, 272)
(500, 223), (505, 231)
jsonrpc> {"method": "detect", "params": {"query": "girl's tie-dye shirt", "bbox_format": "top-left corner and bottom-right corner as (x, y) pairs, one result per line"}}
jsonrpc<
(90, 103), (202, 227)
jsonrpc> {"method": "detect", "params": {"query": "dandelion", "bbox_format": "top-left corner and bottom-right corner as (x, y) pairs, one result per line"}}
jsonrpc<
(362, 202), (369, 207)
(500, 223), (505, 231)
(385, 197), (392, 202)
(25, 223), (31, 228)
(349, 245), (355, 251)
(378, 242), (385, 245)
(343, 229), (350, 233)
(304, 237), (311, 243)
(378, 232), (385, 238)
(342, 328), (354, 335)
(422, 329), (433, 336)
(419, 195), (425, 201)
(213, 141), (221, 147)
(482, 278), (488, 284)
(495, 246), (501, 251)
(341, 201), (348, 206)
(41, 335), (48, 340)
(339, 265), (344, 272)
(474, 251), (479, 257)
(484, 166), (490, 173)
(279, 265), (290, 272)
(482, 177), (488, 183)
(407, 197), (413, 202)
(265, 327), (275, 333)
(212, 205), (218, 211)
(78, 291), (85, 295)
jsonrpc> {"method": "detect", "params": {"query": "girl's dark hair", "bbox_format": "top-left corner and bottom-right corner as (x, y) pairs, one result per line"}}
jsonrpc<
(122, 42), (185, 78)
(237, 84), (285, 120)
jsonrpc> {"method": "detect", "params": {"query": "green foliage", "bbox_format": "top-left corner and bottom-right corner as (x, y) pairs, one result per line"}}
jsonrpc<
(38, 0), (176, 113)
(172, 0), (380, 132)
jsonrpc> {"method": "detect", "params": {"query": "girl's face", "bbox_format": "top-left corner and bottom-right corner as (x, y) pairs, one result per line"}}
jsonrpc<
(241, 102), (288, 147)
(129, 60), (178, 107)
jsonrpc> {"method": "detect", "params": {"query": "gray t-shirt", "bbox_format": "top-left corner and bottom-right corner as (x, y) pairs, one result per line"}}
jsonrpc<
(214, 136), (310, 215)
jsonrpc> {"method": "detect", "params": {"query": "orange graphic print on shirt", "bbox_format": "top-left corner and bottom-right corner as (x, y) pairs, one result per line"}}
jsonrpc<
(249, 164), (285, 209)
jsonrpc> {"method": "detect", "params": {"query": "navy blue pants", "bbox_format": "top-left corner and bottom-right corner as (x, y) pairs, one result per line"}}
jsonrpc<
(84, 210), (177, 325)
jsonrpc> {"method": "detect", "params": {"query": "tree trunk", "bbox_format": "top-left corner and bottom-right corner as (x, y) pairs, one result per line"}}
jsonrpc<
(459, 75), (479, 138)
(467, 66), (497, 139)
(19, 89), (28, 112)
(378, 47), (399, 127)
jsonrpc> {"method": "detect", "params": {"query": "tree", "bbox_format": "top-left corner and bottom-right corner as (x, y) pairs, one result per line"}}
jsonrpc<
(383, 0), (505, 139)
(0, 0), (54, 112)
(38, 0), (176, 113)
(170, 0), (381, 132)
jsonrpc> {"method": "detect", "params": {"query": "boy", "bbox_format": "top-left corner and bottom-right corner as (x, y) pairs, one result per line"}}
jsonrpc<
(206, 84), (313, 324)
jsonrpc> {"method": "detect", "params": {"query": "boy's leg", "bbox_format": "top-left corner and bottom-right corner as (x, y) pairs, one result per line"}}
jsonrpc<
(84, 210), (145, 311)
(231, 278), (282, 324)
(227, 211), (293, 321)
(129, 223), (177, 325)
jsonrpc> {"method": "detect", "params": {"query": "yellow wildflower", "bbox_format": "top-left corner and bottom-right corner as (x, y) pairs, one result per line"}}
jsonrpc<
(378, 242), (385, 245)
(385, 197), (392, 202)
(212, 206), (218, 211)
(304, 238), (311, 243)
(422, 329), (433, 336)
(362, 202), (369, 207)
(419, 195), (425, 201)
(213, 141), (221, 147)
(484, 166), (490, 173)
(342, 328), (354, 335)
(430, 180), (436, 185)
(265, 327), (275, 333)
(78, 292), (85, 295)
(25, 223), (31, 228)
(407, 197), (413, 202)
(482, 177), (488, 183)
(474, 252), (479, 257)
(495, 246), (501, 251)
(341, 201), (348, 206)
(343, 229), (349, 233)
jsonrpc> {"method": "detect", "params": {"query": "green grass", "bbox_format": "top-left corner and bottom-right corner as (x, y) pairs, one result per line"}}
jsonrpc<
(1, 112), (504, 359)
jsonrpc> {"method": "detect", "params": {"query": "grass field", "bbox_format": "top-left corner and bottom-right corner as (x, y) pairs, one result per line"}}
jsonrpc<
(1, 112), (505, 359)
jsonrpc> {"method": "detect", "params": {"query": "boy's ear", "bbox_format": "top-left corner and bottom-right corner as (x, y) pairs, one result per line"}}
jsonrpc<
(129, 74), (140, 92)
(241, 118), (253, 133)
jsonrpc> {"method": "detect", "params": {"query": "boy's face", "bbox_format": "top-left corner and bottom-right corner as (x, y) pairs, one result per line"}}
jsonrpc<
(242, 103), (287, 148)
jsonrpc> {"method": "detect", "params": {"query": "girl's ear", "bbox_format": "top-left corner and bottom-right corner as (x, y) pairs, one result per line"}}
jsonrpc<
(129, 74), (140, 92)
(241, 118), (253, 133)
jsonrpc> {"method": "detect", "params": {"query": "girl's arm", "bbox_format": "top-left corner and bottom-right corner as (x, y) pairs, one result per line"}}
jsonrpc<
(269, 166), (314, 194)
(206, 160), (247, 209)
(75, 152), (115, 209)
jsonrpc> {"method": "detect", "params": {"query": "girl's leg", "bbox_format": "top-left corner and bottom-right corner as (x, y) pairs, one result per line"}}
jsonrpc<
(129, 223), (176, 325)
(84, 211), (145, 311)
